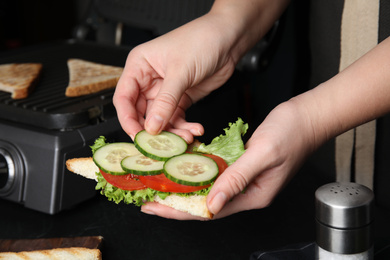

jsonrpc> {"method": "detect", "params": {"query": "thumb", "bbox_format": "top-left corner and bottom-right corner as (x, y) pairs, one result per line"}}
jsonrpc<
(207, 163), (251, 216)
(145, 75), (190, 134)
(206, 146), (275, 215)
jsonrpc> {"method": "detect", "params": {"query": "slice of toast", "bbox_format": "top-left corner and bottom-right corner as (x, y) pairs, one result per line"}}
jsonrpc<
(0, 63), (42, 99)
(0, 247), (102, 260)
(65, 59), (123, 97)
(153, 193), (212, 219)
(66, 157), (99, 181)
(66, 157), (213, 219)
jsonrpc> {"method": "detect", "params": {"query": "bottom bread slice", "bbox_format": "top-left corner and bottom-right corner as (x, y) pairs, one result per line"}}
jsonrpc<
(66, 157), (213, 219)
(154, 194), (212, 219)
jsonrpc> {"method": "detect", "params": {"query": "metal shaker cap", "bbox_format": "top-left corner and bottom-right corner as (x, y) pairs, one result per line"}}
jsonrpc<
(315, 182), (374, 229)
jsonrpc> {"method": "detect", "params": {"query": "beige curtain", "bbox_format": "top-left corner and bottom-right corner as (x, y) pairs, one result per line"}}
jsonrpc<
(335, 0), (379, 190)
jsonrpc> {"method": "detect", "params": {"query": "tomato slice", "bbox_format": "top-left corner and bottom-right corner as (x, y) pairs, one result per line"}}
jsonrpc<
(100, 169), (146, 191)
(138, 174), (207, 192)
(138, 154), (228, 193)
(203, 154), (228, 174)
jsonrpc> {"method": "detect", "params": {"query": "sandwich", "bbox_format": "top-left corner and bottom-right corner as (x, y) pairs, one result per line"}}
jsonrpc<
(66, 118), (248, 219)
(0, 63), (42, 99)
(65, 59), (123, 97)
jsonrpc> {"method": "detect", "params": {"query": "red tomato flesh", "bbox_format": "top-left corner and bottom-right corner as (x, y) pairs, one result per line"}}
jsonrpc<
(100, 169), (146, 191)
(138, 154), (228, 193)
(99, 153), (228, 193)
(138, 174), (208, 192)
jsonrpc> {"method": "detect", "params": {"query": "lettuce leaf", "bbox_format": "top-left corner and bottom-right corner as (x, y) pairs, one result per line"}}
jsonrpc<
(96, 171), (156, 206)
(90, 136), (107, 154)
(93, 118), (247, 205)
(193, 118), (248, 166)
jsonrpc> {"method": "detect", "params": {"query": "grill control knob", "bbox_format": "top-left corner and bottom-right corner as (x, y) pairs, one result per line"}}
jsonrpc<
(0, 148), (15, 193)
(0, 141), (24, 200)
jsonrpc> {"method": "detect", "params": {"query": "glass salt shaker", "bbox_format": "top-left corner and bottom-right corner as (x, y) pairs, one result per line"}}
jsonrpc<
(315, 182), (374, 260)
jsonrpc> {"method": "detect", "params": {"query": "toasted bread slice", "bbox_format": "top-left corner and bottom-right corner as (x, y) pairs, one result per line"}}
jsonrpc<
(0, 247), (102, 260)
(65, 59), (123, 97)
(66, 157), (213, 219)
(66, 157), (99, 181)
(154, 194), (212, 219)
(0, 63), (42, 99)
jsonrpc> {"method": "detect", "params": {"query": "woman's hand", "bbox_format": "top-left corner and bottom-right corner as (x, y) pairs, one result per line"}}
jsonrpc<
(113, 0), (289, 142)
(207, 100), (318, 218)
(140, 99), (319, 219)
(113, 13), (238, 143)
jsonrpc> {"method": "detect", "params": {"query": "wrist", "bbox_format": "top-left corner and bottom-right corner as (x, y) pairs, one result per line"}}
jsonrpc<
(208, 0), (290, 63)
(286, 92), (332, 153)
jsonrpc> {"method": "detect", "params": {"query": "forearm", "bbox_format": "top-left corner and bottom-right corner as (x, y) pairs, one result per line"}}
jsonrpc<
(208, 0), (290, 64)
(292, 36), (390, 148)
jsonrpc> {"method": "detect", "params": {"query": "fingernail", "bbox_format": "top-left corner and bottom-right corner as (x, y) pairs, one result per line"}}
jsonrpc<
(141, 208), (155, 215)
(208, 192), (228, 215)
(190, 128), (202, 136)
(146, 114), (164, 134)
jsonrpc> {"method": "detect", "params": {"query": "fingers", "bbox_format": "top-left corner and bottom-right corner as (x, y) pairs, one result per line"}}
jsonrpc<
(166, 128), (197, 144)
(170, 109), (204, 137)
(211, 168), (285, 219)
(144, 74), (189, 135)
(166, 114), (205, 144)
(114, 69), (203, 143)
(113, 47), (160, 140)
(141, 202), (210, 221)
(206, 162), (252, 216)
(113, 76), (145, 140)
(206, 141), (280, 216)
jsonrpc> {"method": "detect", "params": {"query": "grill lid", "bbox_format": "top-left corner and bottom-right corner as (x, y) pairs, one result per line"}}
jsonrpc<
(0, 40), (130, 130)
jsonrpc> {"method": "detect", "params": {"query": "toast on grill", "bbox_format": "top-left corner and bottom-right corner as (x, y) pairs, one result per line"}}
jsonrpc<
(0, 63), (42, 99)
(66, 157), (213, 219)
(65, 59), (123, 97)
(0, 247), (102, 260)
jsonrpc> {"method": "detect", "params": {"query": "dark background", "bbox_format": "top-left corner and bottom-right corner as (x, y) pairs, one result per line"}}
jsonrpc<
(0, 0), (85, 50)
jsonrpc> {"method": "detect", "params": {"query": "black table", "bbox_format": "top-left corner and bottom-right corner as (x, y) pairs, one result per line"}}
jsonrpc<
(1, 155), (390, 260)
(0, 168), (308, 259)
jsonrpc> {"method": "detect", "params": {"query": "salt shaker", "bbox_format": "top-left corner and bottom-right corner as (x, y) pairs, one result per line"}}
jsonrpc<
(315, 182), (374, 259)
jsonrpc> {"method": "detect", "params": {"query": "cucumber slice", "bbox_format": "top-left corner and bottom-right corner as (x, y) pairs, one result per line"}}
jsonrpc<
(121, 154), (164, 176)
(134, 130), (187, 161)
(93, 142), (141, 175)
(163, 153), (219, 186)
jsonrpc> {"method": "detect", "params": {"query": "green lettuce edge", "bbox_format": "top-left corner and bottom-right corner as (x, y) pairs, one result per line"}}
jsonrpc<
(193, 117), (248, 166)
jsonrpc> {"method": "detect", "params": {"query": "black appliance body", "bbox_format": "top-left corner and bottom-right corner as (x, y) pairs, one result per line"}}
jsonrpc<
(0, 41), (131, 214)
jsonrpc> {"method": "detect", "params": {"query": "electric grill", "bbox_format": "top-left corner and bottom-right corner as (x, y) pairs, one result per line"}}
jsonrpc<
(0, 40), (131, 214)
